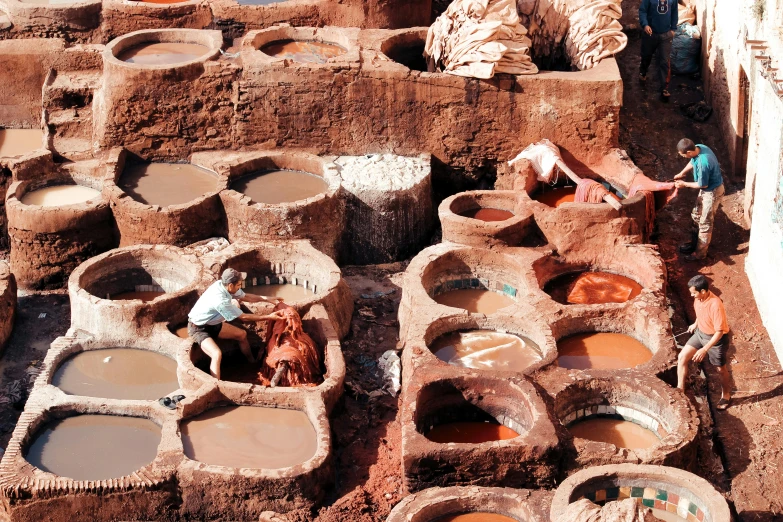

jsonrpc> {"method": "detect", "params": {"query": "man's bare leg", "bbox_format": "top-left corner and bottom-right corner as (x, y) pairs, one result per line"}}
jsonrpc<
(677, 345), (698, 391)
(200, 338), (223, 380)
(715, 364), (732, 400)
(218, 322), (254, 362)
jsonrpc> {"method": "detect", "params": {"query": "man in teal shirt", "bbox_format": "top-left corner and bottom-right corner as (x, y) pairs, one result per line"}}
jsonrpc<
(639, 0), (678, 99)
(674, 138), (725, 261)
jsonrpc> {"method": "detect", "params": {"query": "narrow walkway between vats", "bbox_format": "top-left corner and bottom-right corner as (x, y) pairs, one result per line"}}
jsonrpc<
(619, 31), (783, 521)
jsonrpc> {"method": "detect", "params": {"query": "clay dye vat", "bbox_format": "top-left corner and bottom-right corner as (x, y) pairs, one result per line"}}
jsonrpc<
(437, 514), (518, 522)
(532, 185), (577, 207)
(119, 163), (218, 206)
(244, 283), (315, 302)
(568, 417), (660, 450)
(425, 421), (519, 444)
(117, 42), (209, 65)
(557, 332), (652, 370)
(0, 129), (43, 157)
(259, 40), (347, 64)
(52, 348), (178, 400)
(181, 405), (317, 469)
(231, 169), (328, 204)
(430, 330), (541, 372)
(459, 208), (515, 222)
(434, 289), (514, 314)
(237, 0), (287, 4)
(20, 185), (101, 207)
(24, 415), (160, 481)
(545, 271), (643, 305)
(111, 290), (165, 301)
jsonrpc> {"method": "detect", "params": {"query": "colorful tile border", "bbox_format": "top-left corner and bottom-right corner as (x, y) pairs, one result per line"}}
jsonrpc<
(563, 406), (669, 439)
(241, 273), (318, 294)
(430, 278), (518, 300)
(581, 486), (706, 522)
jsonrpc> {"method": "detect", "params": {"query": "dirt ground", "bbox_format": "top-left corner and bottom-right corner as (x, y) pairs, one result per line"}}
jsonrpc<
(1, 32), (782, 522)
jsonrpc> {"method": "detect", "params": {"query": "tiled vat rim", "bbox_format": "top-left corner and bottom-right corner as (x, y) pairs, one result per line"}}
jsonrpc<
(563, 404), (669, 439)
(239, 268), (322, 294)
(429, 276), (519, 300)
(579, 481), (709, 522)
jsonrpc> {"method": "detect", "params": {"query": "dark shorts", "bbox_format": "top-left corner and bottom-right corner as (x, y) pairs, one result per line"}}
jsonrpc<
(187, 321), (222, 345)
(687, 328), (729, 367)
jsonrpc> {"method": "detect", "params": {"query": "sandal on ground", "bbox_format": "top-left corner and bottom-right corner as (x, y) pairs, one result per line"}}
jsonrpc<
(717, 397), (731, 410)
(661, 89), (670, 97)
(158, 396), (176, 410)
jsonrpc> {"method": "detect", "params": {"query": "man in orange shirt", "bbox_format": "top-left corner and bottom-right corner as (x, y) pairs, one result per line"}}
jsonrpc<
(677, 275), (731, 409)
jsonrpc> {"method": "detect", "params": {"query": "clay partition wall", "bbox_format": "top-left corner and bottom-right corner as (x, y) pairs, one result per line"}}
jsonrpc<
(0, 261), (16, 354)
(386, 485), (553, 522)
(200, 240), (354, 339)
(551, 375), (700, 474)
(103, 148), (225, 247)
(0, 0), (101, 42)
(550, 464), (732, 522)
(100, 0), (213, 42)
(5, 164), (116, 289)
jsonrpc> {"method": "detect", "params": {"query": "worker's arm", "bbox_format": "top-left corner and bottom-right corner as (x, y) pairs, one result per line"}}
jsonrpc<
(639, 0), (650, 32)
(238, 311), (285, 323)
(670, 0), (678, 32)
(673, 162), (693, 180)
(675, 180), (706, 189)
(239, 293), (283, 304)
(692, 331), (724, 363)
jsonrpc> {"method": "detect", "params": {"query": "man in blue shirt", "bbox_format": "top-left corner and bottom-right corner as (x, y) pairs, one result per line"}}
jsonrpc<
(674, 138), (726, 261)
(639, 0), (678, 100)
(188, 268), (283, 380)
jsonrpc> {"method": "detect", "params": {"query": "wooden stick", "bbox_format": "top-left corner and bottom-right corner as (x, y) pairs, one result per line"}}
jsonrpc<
(270, 361), (288, 387)
(555, 159), (623, 210)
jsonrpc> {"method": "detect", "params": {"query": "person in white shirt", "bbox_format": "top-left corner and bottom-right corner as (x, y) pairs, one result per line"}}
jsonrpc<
(187, 268), (282, 380)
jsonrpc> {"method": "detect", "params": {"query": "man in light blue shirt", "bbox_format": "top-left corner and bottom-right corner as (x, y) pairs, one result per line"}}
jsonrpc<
(187, 268), (283, 379)
(674, 138), (725, 261)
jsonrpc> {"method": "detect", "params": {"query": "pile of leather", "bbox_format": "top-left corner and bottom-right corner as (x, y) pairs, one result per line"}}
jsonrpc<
(260, 303), (322, 387)
(567, 271), (643, 304)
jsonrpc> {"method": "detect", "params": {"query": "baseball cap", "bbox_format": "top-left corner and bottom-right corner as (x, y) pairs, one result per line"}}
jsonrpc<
(221, 268), (247, 285)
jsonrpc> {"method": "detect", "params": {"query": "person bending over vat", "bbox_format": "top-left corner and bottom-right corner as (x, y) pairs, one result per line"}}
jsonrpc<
(677, 275), (731, 410)
(188, 268), (284, 380)
(261, 302), (322, 387)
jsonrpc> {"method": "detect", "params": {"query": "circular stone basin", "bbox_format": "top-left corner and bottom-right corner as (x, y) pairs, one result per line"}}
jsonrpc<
(52, 348), (178, 400)
(25, 415), (160, 481)
(532, 185), (576, 207)
(111, 290), (165, 301)
(436, 515), (518, 522)
(557, 332), (652, 370)
(244, 282), (315, 302)
(0, 129), (43, 158)
(236, 0), (288, 5)
(117, 42), (210, 65)
(429, 329), (541, 372)
(434, 289), (515, 314)
(231, 169), (328, 204)
(425, 420), (519, 444)
(20, 184), (101, 207)
(459, 208), (515, 222)
(119, 163), (218, 206)
(181, 405), (317, 469)
(544, 271), (643, 305)
(568, 417), (660, 450)
(259, 40), (347, 63)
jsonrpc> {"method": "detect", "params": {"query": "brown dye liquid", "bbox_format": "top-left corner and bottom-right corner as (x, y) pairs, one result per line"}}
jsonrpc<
(532, 186), (576, 207)
(459, 208), (515, 222)
(119, 163), (218, 206)
(181, 405), (317, 469)
(52, 348), (178, 400)
(20, 185), (100, 207)
(434, 289), (515, 314)
(117, 42), (209, 65)
(259, 40), (347, 63)
(0, 129), (43, 157)
(425, 421), (519, 444)
(430, 330), (541, 372)
(244, 283), (315, 302)
(437, 514), (518, 522)
(568, 418), (660, 450)
(231, 169), (328, 204)
(545, 271), (643, 305)
(111, 291), (165, 302)
(24, 415), (160, 481)
(557, 332), (652, 370)
(174, 326), (190, 339)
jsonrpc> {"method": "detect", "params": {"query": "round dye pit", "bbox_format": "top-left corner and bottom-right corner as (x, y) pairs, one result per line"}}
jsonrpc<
(230, 169), (328, 205)
(119, 163), (219, 207)
(556, 332), (652, 370)
(259, 40), (347, 64)
(181, 405), (318, 469)
(24, 415), (160, 481)
(532, 185), (576, 207)
(459, 208), (515, 222)
(244, 282), (315, 302)
(544, 270), (643, 305)
(429, 329), (541, 372)
(117, 42), (210, 65)
(19, 184), (101, 207)
(111, 290), (165, 301)
(436, 514), (518, 522)
(434, 289), (515, 314)
(425, 421), (519, 444)
(567, 417), (660, 450)
(52, 348), (179, 400)
(0, 128), (44, 158)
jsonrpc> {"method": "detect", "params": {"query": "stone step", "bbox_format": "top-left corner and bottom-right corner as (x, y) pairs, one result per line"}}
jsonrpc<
(43, 70), (102, 111)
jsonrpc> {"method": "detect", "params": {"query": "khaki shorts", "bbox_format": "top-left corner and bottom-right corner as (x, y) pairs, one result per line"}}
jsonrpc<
(187, 321), (223, 345)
